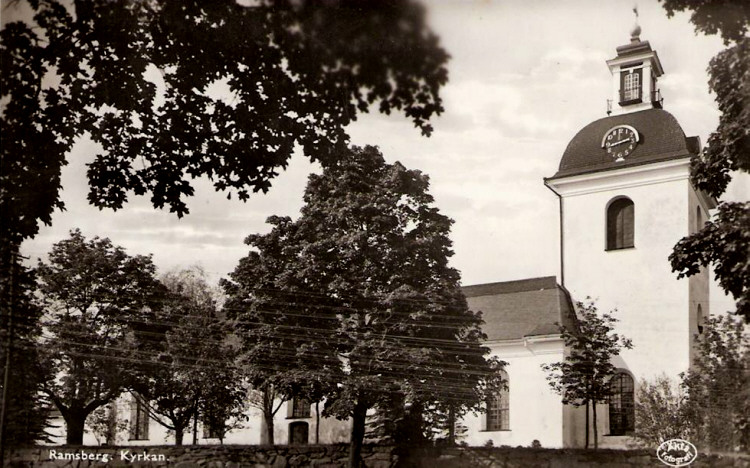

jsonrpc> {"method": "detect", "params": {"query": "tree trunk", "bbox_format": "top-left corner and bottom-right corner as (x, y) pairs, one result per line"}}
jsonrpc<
(192, 415), (198, 445)
(448, 405), (456, 445)
(174, 427), (184, 446)
(263, 412), (275, 445)
(348, 400), (368, 468)
(315, 401), (320, 444)
(64, 411), (87, 445)
(585, 400), (589, 449)
(593, 401), (598, 450)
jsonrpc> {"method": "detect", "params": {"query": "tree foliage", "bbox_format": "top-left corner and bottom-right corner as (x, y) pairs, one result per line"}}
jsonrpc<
(0, 253), (52, 447)
(223, 145), (502, 466)
(670, 202), (750, 320)
(133, 267), (246, 446)
(542, 300), (632, 449)
(0, 0), (448, 250)
(681, 314), (750, 452)
(660, 0), (750, 45)
(35, 229), (163, 445)
(632, 375), (692, 448)
(659, 0), (750, 321)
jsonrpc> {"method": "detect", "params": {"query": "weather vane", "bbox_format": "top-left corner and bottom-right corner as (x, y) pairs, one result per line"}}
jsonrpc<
(631, 4), (642, 41)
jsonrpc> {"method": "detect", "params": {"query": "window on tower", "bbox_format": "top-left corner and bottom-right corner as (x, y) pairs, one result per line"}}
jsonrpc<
(619, 67), (642, 104)
(606, 197), (635, 250)
(608, 372), (635, 435)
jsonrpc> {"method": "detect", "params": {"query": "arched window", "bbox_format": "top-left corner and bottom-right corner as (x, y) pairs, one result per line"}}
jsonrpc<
(608, 372), (635, 435)
(486, 369), (509, 431)
(606, 197), (634, 250)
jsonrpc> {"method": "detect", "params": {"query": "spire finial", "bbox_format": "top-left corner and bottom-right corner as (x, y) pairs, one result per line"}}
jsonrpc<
(630, 5), (642, 42)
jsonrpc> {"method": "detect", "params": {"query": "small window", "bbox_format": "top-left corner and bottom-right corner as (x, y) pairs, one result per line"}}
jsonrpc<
(606, 198), (635, 250)
(696, 206), (703, 232)
(129, 395), (150, 441)
(289, 396), (310, 419)
(486, 370), (509, 431)
(608, 372), (635, 435)
(697, 305), (704, 334)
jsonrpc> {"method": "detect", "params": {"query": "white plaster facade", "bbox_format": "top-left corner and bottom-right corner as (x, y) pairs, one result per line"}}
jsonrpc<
(461, 336), (575, 448)
(46, 394), (350, 447)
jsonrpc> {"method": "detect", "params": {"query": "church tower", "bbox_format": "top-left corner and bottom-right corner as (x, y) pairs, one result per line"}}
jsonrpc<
(544, 24), (716, 446)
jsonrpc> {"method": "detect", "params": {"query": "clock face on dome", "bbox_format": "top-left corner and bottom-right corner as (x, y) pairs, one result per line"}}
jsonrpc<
(602, 125), (640, 162)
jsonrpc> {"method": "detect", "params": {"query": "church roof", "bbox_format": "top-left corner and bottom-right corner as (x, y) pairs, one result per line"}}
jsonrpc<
(549, 108), (698, 180)
(462, 277), (577, 341)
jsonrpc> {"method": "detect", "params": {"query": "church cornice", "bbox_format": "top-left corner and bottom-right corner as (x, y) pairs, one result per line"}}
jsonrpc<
(545, 157), (692, 197)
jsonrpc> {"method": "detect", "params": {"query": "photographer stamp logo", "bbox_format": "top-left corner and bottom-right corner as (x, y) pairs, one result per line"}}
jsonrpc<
(656, 439), (698, 467)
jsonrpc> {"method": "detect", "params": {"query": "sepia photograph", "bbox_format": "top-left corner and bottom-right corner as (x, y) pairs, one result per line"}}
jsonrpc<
(1, 0), (749, 466)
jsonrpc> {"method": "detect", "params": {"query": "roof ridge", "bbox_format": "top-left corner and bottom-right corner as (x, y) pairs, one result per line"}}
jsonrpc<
(462, 276), (558, 297)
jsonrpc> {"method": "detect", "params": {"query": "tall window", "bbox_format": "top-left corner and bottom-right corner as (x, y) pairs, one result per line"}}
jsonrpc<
(608, 372), (635, 435)
(697, 304), (704, 334)
(129, 395), (150, 440)
(621, 68), (642, 102)
(486, 370), (509, 431)
(289, 396), (311, 419)
(606, 197), (635, 250)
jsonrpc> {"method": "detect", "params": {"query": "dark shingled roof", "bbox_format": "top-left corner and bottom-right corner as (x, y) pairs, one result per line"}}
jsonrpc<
(462, 277), (577, 341)
(549, 109), (696, 180)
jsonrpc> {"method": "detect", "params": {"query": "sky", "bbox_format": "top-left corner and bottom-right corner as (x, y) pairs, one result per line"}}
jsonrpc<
(16, 0), (748, 313)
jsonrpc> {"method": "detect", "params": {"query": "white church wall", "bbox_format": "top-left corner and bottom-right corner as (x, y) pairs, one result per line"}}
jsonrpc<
(558, 161), (693, 382)
(461, 337), (567, 448)
(265, 400), (351, 445)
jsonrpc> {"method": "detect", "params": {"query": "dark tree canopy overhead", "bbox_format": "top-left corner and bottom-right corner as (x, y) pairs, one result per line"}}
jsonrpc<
(0, 0), (449, 246)
(660, 0), (750, 45)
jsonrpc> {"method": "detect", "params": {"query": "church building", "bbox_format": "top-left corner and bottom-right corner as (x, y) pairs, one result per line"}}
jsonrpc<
(46, 25), (716, 450)
(459, 24), (715, 449)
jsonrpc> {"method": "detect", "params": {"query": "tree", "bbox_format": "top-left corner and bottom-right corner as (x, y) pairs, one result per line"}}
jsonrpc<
(0, 0), (448, 252)
(659, 0), (750, 322)
(85, 404), (128, 446)
(0, 252), (52, 448)
(670, 203), (750, 320)
(224, 145), (502, 467)
(133, 267), (246, 446)
(35, 229), (163, 445)
(681, 314), (750, 452)
(632, 375), (692, 448)
(541, 299), (633, 449)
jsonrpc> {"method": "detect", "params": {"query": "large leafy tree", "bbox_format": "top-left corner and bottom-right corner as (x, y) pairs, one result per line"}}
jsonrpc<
(0, 0), (448, 251)
(35, 229), (163, 445)
(224, 146), (502, 467)
(542, 300), (632, 449)
(681, 314), (750, 452)
(660, 0), (750, 321)
(132, 267), (246, 446)
(0, 253), (52, 447)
